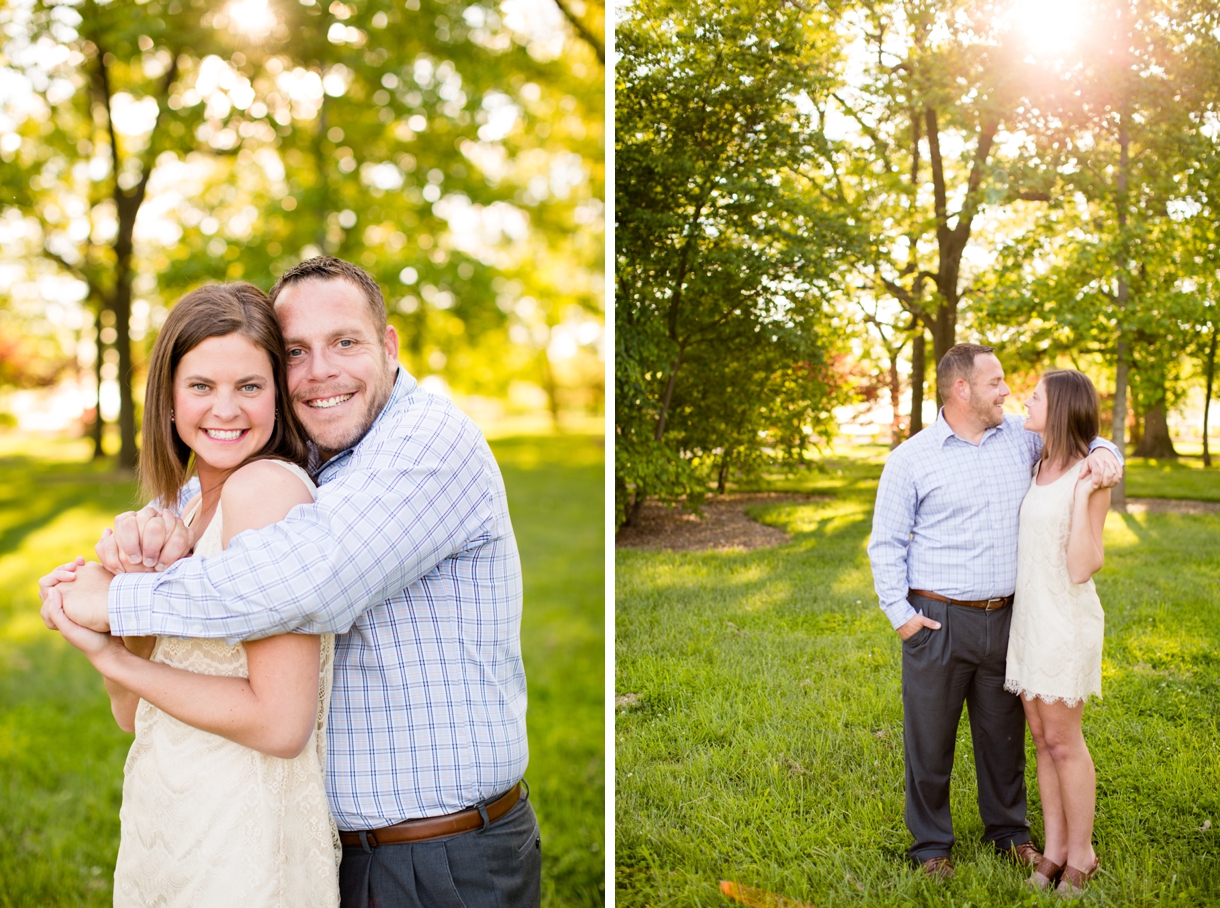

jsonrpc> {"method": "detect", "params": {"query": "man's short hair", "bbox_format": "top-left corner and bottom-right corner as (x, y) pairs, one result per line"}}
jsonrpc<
(268, 256), (388, 335)
(936, 343), (996, 395)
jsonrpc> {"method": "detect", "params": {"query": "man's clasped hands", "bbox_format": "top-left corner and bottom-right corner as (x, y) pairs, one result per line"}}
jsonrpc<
(39, 506), (199, 634)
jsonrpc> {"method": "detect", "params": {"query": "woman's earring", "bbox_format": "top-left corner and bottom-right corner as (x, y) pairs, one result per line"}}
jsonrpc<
(170, 410), (175, 423)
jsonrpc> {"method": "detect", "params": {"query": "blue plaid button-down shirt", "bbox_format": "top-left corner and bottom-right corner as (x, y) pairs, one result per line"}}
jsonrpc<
(110, 368), (528, 830)
(868, 411), (1120, 631)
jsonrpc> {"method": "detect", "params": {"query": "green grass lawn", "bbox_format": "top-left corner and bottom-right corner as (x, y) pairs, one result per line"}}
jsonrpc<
(1123, 456), (1220, 501)
(616, 451), (1220, 908)
(0, 432), (604, 908)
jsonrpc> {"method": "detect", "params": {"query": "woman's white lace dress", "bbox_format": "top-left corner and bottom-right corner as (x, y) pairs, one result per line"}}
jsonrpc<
(1004, 459), (1105, 707)
(113, 461), (340, 907)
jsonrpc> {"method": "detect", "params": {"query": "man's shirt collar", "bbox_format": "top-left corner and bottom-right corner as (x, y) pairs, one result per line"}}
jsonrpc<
(934, 407), (1008, 447)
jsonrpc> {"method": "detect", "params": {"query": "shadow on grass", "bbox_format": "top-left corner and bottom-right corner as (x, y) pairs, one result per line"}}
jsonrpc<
(1, 434), (605, 908)
(617, 475), (1220, 908)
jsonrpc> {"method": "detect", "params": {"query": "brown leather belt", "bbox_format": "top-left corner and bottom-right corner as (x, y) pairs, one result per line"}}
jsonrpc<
(909, 589), (1013, 611)
(339, 783), (523, 849)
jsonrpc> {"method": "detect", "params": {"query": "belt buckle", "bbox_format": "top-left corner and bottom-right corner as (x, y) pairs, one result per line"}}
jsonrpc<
(984, 597), (1003, 611)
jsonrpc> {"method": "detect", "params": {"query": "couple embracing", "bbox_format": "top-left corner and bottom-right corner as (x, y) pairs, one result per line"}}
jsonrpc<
(869, 343), (1116, 895)
(39, 257), (540, 907)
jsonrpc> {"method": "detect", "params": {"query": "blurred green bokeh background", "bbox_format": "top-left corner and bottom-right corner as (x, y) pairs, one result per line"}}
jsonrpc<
(0, 0), (604, 459)
(0, 0), (605, 904)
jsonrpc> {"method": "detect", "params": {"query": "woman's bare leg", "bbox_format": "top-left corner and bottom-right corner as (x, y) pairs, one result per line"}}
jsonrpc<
(1024, 696), (1067, 867)
(1038, 697), (1096, 870)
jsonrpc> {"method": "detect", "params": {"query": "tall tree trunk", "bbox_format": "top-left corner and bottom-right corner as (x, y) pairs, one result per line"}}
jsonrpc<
(921, 106), (996, 403)
(1111, 338), (1128, 511)
(909, 329), (926, 435)
(112, 254), (138, 469)
(90, 305), (106, 460)
(92, 44), (177, 471)
(1205, 324), (1216, 468)
(1129, 398), (1143, 448)
(1133, 393), (1178, 458)
(1110, 107), (1130, 511)
(653, 348), (684, 442)
(540, 350), (561, 430)
(716, 451), (731, 494)
(930, 303), (957, 408)
(888, 352), (903, 448)
(626, 488), (646, 527)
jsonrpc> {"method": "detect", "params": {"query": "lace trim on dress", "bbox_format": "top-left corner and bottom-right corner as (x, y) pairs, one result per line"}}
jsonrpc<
(1003, 678), (1096, 708)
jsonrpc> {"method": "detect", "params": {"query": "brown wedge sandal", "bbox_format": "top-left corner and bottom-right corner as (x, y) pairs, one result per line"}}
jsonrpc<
(1025, 856), (1064, 890)
(1056, 855), (1100, 897)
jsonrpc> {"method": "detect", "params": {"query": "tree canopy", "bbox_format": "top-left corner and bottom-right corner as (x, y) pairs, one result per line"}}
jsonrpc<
(616, 0), (1220, 526)
(0, 0), (604, 463)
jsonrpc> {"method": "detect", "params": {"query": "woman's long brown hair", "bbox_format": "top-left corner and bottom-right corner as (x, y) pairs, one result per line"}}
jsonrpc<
(139, 282), (310, 508)
(1039, 369), (1100, 470)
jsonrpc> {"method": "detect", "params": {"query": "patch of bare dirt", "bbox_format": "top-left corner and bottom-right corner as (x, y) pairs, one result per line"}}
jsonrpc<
(614, 493), (829, 552)
(1126, 497), (1220, 515)
(615, 495), (1218, 553)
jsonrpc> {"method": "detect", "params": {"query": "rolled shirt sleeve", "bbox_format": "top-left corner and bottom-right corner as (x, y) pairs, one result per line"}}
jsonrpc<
(109, 398), (496, 643)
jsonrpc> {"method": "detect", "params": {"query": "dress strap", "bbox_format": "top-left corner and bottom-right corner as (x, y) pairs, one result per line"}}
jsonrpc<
(181, 497), (203, 528)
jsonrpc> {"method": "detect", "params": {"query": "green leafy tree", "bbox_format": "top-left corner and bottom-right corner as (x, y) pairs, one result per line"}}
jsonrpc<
(677, 338), (851, 494)
(1, 0), (604, 462)
(973, 0), (1219, 502)
(614, 0), (854, 528)
(803, 0), (1053, 423)
(0, 0), (236, 464)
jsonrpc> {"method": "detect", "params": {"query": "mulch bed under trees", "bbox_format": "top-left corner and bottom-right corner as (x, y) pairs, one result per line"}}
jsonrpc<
(614, 493), (829, 552)
(616, 494), (1220, 552)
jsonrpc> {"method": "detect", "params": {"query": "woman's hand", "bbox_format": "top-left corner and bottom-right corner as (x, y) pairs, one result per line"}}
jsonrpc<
(43, 585), (126, 669)
(38, 557), (86, 628)
(1075, 465), (1104, 501)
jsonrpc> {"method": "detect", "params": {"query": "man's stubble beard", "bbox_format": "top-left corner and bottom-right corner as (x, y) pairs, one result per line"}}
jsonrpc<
(968, 390), (1004, 429)
(302, 364), (397, 455)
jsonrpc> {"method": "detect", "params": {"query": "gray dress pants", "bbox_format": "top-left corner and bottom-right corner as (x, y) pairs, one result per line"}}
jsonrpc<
(902, 593), (1031, 862)
(339, 792), (542, 908)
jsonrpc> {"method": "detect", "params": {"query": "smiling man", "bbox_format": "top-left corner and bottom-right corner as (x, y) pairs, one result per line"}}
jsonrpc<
(867, 343), (1122, 880)
(50, 257), (540, 908)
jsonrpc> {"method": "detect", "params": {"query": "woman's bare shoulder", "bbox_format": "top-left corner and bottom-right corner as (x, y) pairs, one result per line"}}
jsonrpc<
(225, 460), (313, 498)
(220, 461), (314, 544)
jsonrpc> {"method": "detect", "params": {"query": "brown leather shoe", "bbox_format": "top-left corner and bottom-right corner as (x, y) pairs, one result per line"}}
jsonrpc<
(920, 856), (954, 880)
(1005, 841), (1044, 868)
(1057, 855), (1100, 897)
(1025, 856), (1064, 890)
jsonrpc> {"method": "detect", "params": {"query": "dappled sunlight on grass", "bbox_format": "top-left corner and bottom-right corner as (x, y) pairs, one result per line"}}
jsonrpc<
(618, 447), (1220, 908)
(2, 434), (605, 907)
(486, 432), (605, 471)
(830, 564), (876, 596)
(1119, 623), (1214, 673)
(1104, 512), (1144, 548)
(0, 451), (141, 649)
(1125, 457), (1220, 501)
(753, 498), (872, 538)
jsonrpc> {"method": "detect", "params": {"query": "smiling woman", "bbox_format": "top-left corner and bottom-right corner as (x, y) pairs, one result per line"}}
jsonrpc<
(138, 282), (310, 511)
(172, 334), (277, 480)
(38, 280), (339, 906)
